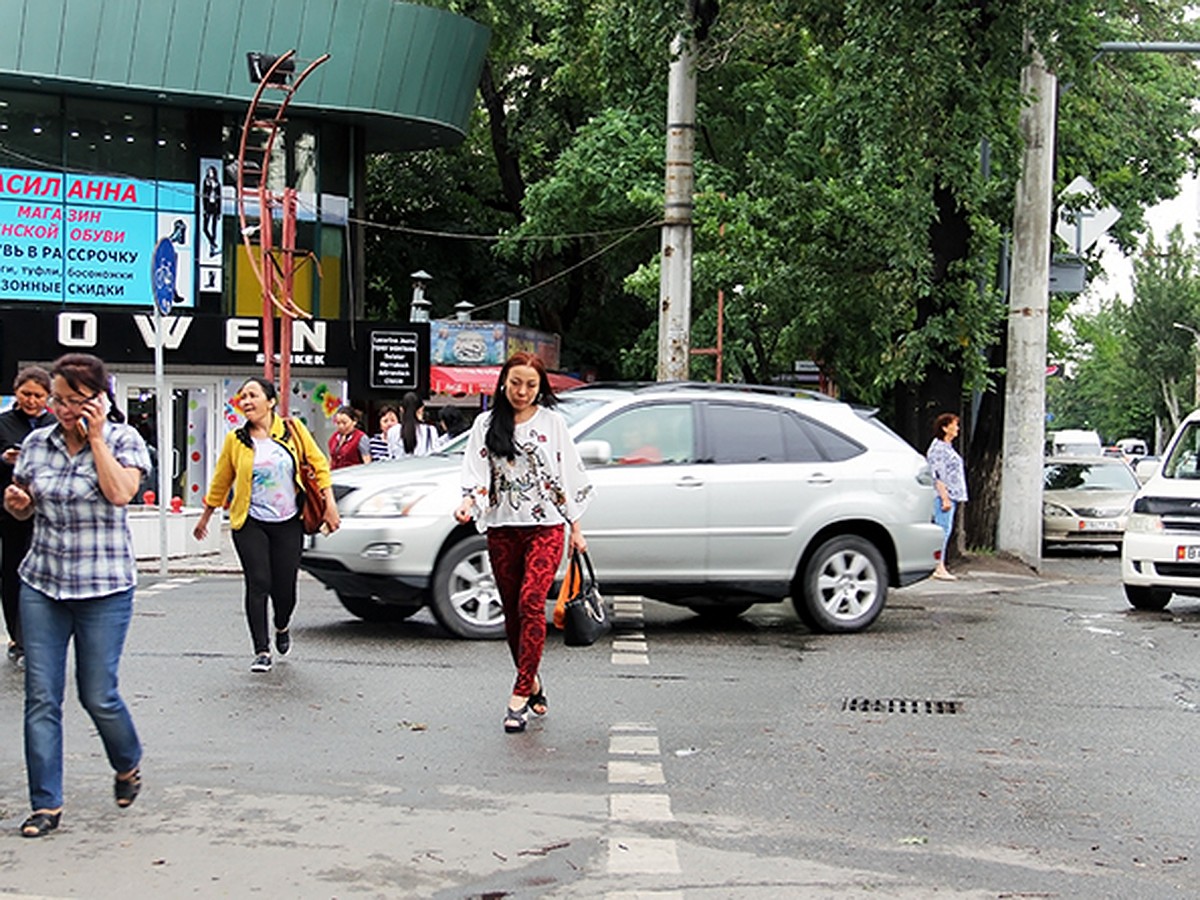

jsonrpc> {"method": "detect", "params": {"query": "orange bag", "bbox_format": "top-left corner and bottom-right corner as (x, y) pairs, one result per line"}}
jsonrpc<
(552, 552), (583, 631)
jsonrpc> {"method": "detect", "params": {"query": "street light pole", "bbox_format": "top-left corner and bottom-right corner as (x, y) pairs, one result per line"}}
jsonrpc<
(1172, 321), (1200, 409)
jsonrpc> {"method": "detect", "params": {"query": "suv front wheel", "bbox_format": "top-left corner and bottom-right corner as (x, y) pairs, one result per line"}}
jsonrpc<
(795, 535), (887, 633)
(430, 535), (507, 639)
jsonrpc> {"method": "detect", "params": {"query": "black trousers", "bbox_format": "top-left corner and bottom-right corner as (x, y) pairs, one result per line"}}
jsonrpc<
(0, 515), (31, 649)
(231, 516), (304, 654)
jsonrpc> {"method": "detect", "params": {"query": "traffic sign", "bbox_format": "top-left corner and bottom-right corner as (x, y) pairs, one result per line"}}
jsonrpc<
(1055, 176), (1120, 254)
(152, 237), (177, 316)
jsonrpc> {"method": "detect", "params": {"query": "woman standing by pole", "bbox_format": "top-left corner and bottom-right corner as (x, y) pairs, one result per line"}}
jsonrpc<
(3, 353), (150, 837)
(454, 352), (593, 733)
(193, 377), (339, 672)
(927, 412), (968, 581)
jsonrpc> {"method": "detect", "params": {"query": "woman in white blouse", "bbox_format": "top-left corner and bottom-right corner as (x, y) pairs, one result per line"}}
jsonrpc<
(454, 353), (593, 733)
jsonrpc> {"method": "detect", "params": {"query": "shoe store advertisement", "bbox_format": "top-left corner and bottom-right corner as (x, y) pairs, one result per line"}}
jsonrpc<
(0, 166), (196, 307)
(199, 158), (223, 295)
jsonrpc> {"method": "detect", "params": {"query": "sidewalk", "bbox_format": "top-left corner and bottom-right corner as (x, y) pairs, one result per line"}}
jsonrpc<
(136, 520), (243, 576)
(139, 527), (1056, 597)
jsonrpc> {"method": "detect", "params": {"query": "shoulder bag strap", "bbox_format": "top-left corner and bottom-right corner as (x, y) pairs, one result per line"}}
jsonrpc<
(288, 417), (308, 465)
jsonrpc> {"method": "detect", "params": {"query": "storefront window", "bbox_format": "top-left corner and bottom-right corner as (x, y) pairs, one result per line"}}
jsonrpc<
(0, 91), (62, 170)
(65, 98), (155, 180)
(155, 107), (192, 182)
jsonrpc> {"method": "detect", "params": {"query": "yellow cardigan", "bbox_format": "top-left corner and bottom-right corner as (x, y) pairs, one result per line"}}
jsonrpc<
(203, 415), (332, 530)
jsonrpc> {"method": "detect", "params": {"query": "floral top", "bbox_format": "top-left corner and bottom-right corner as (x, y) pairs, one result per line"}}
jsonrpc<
(248, 437), (300, 523)
(460, 407), (593, 531)
(926, 438), (969, 502)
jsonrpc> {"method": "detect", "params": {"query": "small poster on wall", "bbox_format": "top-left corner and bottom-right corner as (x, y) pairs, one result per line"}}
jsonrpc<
(199, 157), (223, 294)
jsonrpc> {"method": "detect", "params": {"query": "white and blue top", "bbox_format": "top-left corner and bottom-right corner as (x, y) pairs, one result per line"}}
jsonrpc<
(926, 438), (969, 502)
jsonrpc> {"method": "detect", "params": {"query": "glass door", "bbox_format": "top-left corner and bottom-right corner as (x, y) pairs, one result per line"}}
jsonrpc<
(115, 377), (218, 507)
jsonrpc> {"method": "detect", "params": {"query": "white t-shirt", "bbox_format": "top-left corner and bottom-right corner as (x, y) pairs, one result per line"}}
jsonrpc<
(387, 421), (438, 458)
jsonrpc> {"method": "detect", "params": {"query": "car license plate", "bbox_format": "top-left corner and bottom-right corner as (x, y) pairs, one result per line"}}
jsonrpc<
(1080, 520), (1117, 531)
(1176, 545), (1200, 561)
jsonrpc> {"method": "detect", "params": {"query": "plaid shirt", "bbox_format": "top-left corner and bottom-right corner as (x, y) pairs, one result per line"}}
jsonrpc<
(13, 421), (150, 600)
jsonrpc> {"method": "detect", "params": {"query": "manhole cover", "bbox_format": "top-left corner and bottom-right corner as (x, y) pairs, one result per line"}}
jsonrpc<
(842, 697), (959, 715)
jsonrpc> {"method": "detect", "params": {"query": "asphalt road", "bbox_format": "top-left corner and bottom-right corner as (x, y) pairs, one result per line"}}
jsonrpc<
(0, 548), (1196, 898)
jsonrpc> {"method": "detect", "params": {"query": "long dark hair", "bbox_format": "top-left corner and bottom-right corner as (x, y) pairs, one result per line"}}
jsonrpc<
(485, 352), (557, 460)
(400, 392), (425, 455)
(50, 353), (124, 423)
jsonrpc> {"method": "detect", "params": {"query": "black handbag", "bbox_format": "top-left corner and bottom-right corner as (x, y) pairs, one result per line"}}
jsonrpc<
(562, 550), (610, 647)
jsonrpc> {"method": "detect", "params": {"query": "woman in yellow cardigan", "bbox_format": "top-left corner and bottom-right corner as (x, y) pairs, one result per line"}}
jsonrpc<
(193, 377), (339, 672)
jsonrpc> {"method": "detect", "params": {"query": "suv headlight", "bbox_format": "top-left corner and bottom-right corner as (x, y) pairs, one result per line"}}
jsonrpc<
(352, 483), (439, 517)
(1043, 501), (1073, 518)
(1125, 511), (1163, 534)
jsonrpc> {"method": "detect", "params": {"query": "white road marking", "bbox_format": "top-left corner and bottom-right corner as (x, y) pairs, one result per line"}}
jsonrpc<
(608, 759), (666, 785)
(610, 792), (674, 822)
(606, 837), (681, 874)
(609, 734), (661, 756)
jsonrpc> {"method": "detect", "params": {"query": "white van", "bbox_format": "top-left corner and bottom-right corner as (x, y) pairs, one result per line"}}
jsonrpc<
(1047, 429), (1103, 457)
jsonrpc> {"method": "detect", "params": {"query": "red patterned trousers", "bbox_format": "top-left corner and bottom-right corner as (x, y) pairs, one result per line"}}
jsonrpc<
(486, 524), (565, 696)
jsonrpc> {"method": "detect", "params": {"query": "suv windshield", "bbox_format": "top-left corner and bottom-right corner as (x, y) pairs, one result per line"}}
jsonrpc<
(1044, 461), (1139, 491)
(1163, 421), (1200, 479)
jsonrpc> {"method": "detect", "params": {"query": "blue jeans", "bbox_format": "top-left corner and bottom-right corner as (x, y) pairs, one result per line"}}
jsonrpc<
(933, 497), (958, 555)
(20, 583), (142, 811)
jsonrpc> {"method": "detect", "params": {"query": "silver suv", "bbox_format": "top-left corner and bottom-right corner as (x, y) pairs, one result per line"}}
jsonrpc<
(301, 384), (944, 638)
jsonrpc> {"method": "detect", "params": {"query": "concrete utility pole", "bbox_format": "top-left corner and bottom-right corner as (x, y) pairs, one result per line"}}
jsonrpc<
(998, 40), (1200, 567)
(998, 39), (1056, 568)
(657, 33), (697, 381)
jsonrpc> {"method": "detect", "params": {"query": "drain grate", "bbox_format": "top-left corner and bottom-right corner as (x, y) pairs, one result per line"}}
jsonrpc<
(842, 697), (960, 715)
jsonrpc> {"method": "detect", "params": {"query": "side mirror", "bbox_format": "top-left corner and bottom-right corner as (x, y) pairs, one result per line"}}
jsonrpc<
(1134, 458), (1159, 484)
(576, 439), (612, 466)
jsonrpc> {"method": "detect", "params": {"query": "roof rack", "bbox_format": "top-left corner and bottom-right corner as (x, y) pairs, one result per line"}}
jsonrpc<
(568, 380), (838, 400)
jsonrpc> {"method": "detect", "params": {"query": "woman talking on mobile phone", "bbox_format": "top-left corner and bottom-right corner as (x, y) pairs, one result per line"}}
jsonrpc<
(2, 353), (151, 838)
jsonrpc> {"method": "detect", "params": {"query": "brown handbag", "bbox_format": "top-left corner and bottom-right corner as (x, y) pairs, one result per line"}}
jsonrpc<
(289, 418), (327, 535)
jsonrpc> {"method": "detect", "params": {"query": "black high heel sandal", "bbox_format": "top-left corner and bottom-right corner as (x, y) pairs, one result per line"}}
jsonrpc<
(504, 702), (530, 733)
(530, 680), (548, 717)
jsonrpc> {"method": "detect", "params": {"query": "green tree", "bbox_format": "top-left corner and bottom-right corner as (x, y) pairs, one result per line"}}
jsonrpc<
(1126, 225), (1200, 431)
(1048, 300), (1156, 443)
(363, 0), (1200, 547)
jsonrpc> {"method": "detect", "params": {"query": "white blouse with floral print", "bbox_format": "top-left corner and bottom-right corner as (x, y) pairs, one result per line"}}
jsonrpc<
(460, 407), (593, 531)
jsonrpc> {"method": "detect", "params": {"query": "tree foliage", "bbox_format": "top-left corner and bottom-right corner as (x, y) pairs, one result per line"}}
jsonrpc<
(364, 1), (1200, 461)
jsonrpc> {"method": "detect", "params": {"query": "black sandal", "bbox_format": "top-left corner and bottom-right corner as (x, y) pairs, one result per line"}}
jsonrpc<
(504, 702), (530, 733)
(115, 769), (141, 808)
(530, 680), (548, 717)
(21, 811), (61, 838)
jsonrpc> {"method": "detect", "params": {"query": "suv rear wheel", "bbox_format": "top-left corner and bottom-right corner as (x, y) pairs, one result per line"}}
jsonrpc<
(795, 535), (887, 633)
(430, 535), (506, 639)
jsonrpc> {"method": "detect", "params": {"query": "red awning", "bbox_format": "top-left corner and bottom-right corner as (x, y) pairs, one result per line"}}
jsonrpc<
(429, 365), (585, 397)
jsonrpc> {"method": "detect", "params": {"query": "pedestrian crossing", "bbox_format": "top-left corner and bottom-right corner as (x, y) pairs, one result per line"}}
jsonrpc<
(604, 596), (683, 894)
